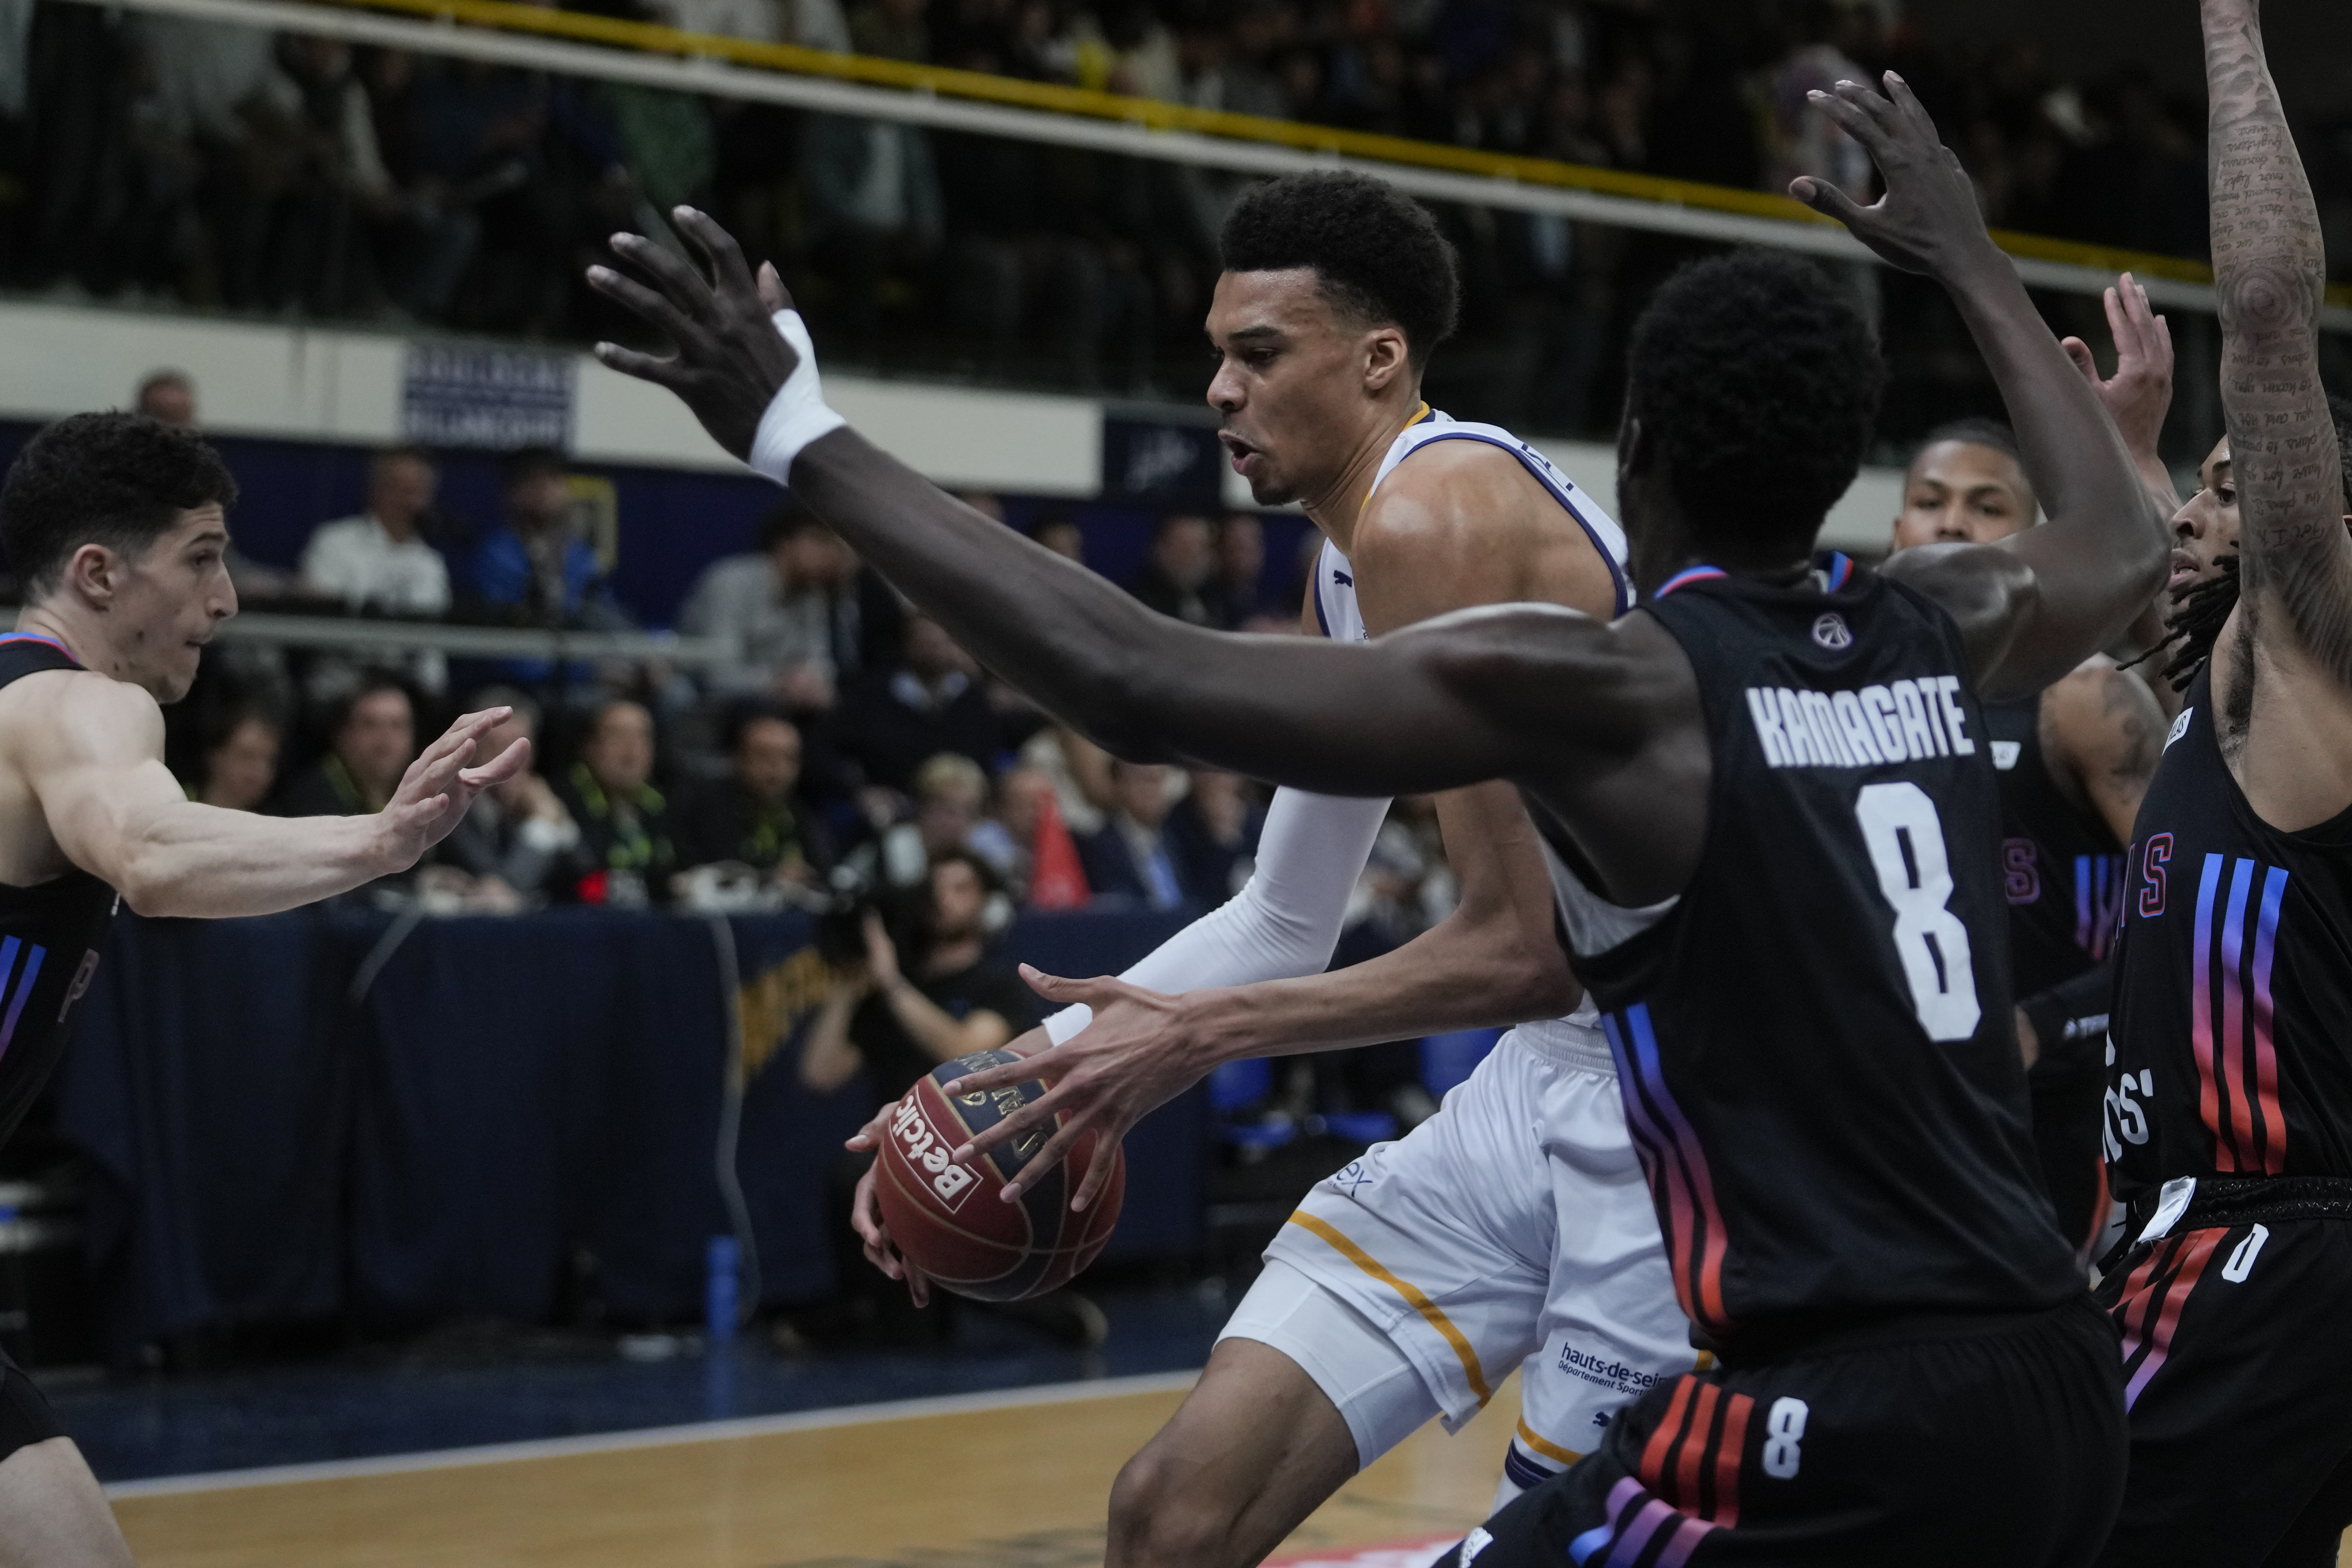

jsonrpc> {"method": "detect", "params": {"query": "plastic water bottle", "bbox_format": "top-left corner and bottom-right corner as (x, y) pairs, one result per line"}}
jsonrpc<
(705, 1235), (739, 1344)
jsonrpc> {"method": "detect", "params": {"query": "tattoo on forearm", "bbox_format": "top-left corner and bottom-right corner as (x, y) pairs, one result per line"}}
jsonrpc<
(2202, 3), (2352, 689)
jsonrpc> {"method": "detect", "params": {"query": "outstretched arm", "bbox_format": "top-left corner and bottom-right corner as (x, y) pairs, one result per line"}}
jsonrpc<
(2199, 0), (2352, 677)
(1796, 75), (2167, 699)
(585, 212), (1627, 799)
(30, 679), (526, 918)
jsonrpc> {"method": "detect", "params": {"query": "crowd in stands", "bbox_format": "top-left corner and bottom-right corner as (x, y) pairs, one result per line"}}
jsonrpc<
(2, 0), (2343, 434)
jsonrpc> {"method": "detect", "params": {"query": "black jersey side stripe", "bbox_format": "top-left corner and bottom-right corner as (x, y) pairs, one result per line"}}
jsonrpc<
(1604, 1005), (1731, 1334)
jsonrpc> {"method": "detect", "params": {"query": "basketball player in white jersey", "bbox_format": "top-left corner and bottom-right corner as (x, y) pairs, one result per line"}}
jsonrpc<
(824, 173), (1694, 1565)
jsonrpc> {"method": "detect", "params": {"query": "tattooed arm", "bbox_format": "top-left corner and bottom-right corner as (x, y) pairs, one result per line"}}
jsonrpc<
(2198, 0), (2352, 820)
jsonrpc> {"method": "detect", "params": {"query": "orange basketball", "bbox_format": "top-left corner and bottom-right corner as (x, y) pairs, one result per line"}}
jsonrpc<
(873, 1049), (1126, 1302)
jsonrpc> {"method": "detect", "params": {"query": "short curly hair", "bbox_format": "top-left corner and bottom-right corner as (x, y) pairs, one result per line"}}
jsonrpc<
(0, 412), (239, 598)
(1626, 251), (1884, 553)
(1220, 172), (1461, 364)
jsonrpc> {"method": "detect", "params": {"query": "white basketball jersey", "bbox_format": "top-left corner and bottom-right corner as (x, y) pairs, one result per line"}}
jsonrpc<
(1310, 407), (1631, 643)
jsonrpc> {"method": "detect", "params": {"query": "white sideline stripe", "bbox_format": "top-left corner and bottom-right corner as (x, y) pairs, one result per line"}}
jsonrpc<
(100, 1369), (1201, 1499)
(47, 0), (2351, 330)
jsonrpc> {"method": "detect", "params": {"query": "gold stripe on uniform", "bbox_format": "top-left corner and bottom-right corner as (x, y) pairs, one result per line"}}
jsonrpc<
(1285, 1211), (1496, 1407)
(1513, 1418), (1583, 1468)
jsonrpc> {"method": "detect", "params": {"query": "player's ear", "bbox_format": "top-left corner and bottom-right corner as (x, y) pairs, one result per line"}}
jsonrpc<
(60, 542), (121, 607)
(1362, 326), (1410, 395)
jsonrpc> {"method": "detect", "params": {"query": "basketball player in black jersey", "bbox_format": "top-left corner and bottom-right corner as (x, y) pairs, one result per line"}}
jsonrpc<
(0, 413), (527, 1564)
(590, 69), (2163, 1561)
(2093, 3), (2352, 1558)
(1890, 414), (2171, 1258)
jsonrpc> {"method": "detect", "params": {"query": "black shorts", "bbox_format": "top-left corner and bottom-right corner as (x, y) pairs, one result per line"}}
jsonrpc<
(0, 1343), (62, 1465)
(1437, 1298), (2125, 1568)
(2095, 1207), (2352, 1568)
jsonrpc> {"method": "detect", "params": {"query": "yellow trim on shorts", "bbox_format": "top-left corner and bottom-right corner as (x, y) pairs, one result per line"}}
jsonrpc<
(1513, 1419), (1584, 1468)
(1285, 1211), (1496, 1407)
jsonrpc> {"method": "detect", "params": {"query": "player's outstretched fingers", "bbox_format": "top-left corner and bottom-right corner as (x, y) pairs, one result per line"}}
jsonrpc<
(590, 340), (692, 390)
(459, 735), (532, 790)
(587, 260), (699, 347)
(998, 1115), (1088, 1207)
(1830, 75), (1901, 136)
(757, 261), (791, 314)
(1818, 80), (1894, 153)
(2062, 336), (2100, 383)
(1790, 169), (1868, 228)
(610, 230), (720, 321)
(1069, 1131), (1122, 1213)
(671, 206), (758, 299)
(844, 1102), (894, 1153)
(954, 1081), (1067, 1165)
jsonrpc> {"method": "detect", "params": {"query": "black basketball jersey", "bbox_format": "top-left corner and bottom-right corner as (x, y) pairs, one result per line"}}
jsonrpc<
(1987, 695), (2126, 998)
(0, 636), (120, 1151)
(1566, 558), (2081, 1349)
(2106, 666), (2352, 1196)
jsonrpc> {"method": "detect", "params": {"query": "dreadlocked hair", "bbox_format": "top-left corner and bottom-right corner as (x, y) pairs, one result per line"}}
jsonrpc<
(2124, 555), (2240, 692)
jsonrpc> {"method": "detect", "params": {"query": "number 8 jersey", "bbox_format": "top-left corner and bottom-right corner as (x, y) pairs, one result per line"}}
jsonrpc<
(1557, 558), (2083, 1349)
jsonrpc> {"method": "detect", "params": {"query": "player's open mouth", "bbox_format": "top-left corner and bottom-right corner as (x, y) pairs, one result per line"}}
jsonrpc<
(1219, 432), (1259, 476)
(2168, 548), (2204, 592)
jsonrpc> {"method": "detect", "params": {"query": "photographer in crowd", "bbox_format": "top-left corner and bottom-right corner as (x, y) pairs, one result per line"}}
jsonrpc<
(799, 848), (1032, 1104)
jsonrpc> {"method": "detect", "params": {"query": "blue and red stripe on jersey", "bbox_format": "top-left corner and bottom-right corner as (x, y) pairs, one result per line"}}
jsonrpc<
(2191, 854), (2290, 1174)
(1603, 1004), (1731, 1336)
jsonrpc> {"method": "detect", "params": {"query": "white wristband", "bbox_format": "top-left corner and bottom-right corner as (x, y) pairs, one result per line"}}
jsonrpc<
(747, 309), (847, 485)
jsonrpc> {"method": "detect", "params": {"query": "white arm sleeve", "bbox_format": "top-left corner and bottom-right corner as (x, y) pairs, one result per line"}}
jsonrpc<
(1042, 786), (1391, 1043)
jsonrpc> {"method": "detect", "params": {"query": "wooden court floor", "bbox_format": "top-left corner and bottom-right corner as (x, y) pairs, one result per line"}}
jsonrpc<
(107, 1371), (1510, 1568)
(103, 1371), (2352, 1567)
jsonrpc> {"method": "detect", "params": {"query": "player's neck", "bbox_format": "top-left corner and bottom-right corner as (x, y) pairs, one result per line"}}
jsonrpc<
(1302, 398), (1424, 555)
(11, 604), (96, 672)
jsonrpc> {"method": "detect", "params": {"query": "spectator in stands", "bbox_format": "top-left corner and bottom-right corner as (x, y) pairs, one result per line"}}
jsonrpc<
(986, 761), (1084, 905)
(800, 848), (1033, 1101)
(1076, 759), (1196, 910)
(300, 446), (450, 615)
(835, 614), (999, 794)
(673, 703), (835, 888)
(1127, 512), (1220, 625)
(468, 446), (606, 626)
(194, 705), (281, 811)
(277, 675), (415, 816)
(434, 689), (578, 908)
(678, 499), (858, 709)
(1164, 767), (1261, 906)
(135, 370), (197, 427)
(1017, 719), (1114, 834)
(1028, 512), (1085, 565)
(554, 697), (675, 906)
(1213, 512), (1271, 628)
(855, 750), (995, 891)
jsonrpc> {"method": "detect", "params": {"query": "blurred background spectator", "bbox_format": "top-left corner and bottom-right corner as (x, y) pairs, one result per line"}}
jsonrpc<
(192, 703), (281, 812)
(555, 697), (674, 906)
(1078, 758), (1200, 911)
(678, 498), (859, 713)
(277, 675), (414, 817)
(1127, 512), (1220, 627)
(835, 614), (999, 796)
(672, 702), (836, 893)
(432, 689), (578, 910)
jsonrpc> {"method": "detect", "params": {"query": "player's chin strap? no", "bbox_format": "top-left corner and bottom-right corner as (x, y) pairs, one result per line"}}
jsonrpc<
(748, 309), (847, 485)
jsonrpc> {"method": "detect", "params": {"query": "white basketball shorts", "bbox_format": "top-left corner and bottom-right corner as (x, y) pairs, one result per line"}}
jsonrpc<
(1220, 1019), (1695, 1500)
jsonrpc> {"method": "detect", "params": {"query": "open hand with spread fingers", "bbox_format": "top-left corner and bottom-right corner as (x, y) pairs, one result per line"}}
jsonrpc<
(585, 208), (808, 462)
(1791, 72), (2000, 284)
(376, 707), (534, 870)
(933, 967), (1206, 1214)
(2061, 273), (2176, 472)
